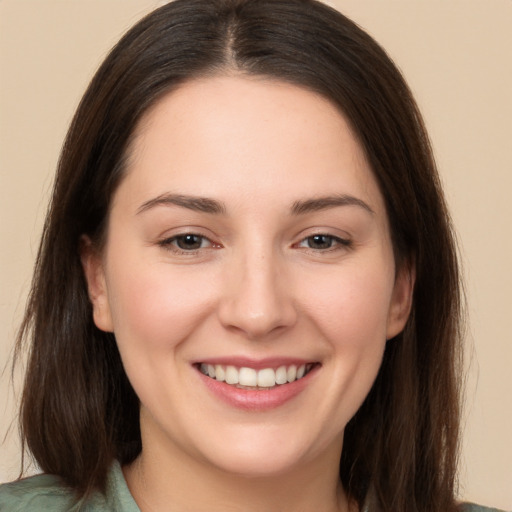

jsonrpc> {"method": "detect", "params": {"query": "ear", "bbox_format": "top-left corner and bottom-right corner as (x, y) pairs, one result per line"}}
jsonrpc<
(386, 261), (415, 340)
(80, 236), (114, 332)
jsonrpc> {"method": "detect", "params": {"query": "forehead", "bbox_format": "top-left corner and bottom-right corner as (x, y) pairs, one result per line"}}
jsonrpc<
(119, 75), (385, 216)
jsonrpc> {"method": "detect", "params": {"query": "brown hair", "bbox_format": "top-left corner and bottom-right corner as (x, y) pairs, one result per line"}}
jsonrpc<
(16, 1), (463, 510)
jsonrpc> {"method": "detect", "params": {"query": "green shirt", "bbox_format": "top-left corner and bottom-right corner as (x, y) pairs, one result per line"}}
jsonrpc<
(0, 462), (506, 511)
(0, 461), (137, 512)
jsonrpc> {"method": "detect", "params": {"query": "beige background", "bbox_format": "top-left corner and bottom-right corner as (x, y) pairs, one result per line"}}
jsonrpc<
(0, 1), (510, 509)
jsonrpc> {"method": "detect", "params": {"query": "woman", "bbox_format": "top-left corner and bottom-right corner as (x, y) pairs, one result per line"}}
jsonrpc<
(0, 0), (503, 511)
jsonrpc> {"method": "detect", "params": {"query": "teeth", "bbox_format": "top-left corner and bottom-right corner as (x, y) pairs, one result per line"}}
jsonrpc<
(239, 367), (257, 386)
(225, 365), (239, 385)
(275, 365), (288, 385)
(215, 364), (225, 382)
(199, 363), (313, 388)
(257, 368), (275, 388)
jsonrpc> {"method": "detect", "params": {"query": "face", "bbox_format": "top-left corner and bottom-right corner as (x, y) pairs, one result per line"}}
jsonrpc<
(83, 76), (413, 478)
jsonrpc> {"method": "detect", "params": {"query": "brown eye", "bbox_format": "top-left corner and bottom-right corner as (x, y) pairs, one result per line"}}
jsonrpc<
(159, 233), (213, 252)
(296, 234), (352, 252)
(306, 235), (335, 250)
(174, 234), (206, 250)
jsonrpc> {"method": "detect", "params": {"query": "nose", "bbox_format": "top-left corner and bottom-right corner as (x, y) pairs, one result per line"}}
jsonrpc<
(217, 249), (297, 340)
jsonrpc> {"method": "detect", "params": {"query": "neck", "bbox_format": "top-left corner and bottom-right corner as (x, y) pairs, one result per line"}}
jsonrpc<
(124, 422), (353, 512)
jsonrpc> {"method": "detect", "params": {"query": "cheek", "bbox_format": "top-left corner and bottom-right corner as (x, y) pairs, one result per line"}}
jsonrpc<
(303, 262), (395, 347)
(303, 264), (393, 428)
(105, 255), (217, 355)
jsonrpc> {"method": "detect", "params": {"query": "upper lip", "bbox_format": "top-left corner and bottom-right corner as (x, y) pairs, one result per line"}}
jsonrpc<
(193, 356), (316, 370)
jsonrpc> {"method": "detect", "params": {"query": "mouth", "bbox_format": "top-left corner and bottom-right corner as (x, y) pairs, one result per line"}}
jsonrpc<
(196, 362), (319, 390)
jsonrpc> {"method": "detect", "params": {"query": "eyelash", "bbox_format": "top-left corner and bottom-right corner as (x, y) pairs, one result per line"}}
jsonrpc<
(158, 233), (352, 255)
(295, 234), (352, 252)
(158, 233), (217, 254)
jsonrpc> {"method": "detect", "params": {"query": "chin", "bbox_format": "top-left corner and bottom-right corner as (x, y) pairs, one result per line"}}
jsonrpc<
(206, 448), (306, 479)
(193, 424), (331, 479)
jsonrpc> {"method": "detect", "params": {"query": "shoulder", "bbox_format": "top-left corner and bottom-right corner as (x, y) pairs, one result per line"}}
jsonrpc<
(0, 462), (139, 512)
(0, 473), (112, 511)
(459, 504), (510, 512)
(0, 473), (78, 511)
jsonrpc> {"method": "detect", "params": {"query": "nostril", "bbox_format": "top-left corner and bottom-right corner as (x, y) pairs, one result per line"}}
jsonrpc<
(216, 257), (298, 338)
(217, 299), (297, 340)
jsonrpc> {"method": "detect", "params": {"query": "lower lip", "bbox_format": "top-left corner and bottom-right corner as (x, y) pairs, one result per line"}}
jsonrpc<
(197, 366), (318, 411)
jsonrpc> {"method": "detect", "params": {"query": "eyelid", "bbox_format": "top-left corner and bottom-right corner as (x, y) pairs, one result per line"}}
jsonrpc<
(157, 231), (221, 255)
(293, 231), (353, 253)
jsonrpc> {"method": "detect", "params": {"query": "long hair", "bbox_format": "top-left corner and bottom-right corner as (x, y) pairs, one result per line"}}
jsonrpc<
(16, 1), (463, 510)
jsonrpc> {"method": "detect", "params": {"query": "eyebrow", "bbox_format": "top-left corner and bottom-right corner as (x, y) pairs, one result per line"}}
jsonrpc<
(291, 194), (374, 215)
(136, 193), (226, 215)
(136, 192), (374, 216)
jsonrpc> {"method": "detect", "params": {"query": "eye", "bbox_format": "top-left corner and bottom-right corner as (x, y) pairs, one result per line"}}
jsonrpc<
(159, 233), (214, 252)
(297, 234), (351, 251)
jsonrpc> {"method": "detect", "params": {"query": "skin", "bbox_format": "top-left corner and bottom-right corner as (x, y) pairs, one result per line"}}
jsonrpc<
(82, 75), (414, 512)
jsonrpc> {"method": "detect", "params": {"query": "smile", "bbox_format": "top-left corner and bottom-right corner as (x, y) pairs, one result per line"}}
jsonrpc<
(198, 363), (317, 389)
(195, 359), (320, 411)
